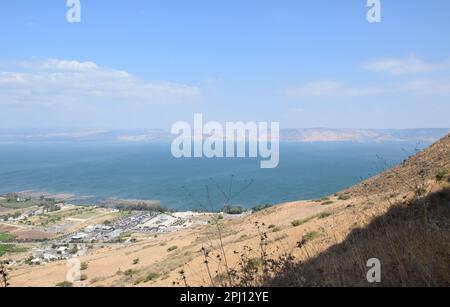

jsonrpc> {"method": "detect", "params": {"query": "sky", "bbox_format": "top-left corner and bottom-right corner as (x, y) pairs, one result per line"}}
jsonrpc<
(0, 0), (449, 130)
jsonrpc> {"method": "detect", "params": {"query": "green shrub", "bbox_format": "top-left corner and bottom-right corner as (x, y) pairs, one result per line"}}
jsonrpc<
(80, 262), (88, 270)
(302, 231), (320, 243)
(80, 274), (88, 281)
(291, 220), (302, 227)
(291, 216), (316, 227)
(274, 234), (289, 241)
(416, 187), (427, 197)
(145, 272), (160, 282)
(124, 269), (138, 277)
(321, 201), (334, 206)
(133, 258), (140, 265)
(213, 273), (229, 285)
(226, 206), (245, 215)
(272, 226), (282, 233)
(56, 281), (73, 287)
(167, 245), (178, 252)
(436, 170), (448, 181)
(338, 194), (351, 201)
(318, 212), (333, 219)
(252, 204), (273, 212)
(246, 258), (263, 271)
(69, 245), (79, 255)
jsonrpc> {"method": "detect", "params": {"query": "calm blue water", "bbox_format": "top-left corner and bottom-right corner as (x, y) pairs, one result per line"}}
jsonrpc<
(0, 142), (425, 211)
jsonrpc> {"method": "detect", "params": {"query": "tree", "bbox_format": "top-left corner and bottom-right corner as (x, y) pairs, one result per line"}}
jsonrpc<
(0, 262), (9, 287)
(6, 193), (18, 202)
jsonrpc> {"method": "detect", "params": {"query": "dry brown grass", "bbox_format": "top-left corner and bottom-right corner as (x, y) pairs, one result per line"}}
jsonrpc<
(262, 187), (450, 287)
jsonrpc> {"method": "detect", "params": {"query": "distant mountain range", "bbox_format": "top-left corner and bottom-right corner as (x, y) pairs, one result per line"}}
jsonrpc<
(280, 128), (450, 143)
(0, 128), (448, 143)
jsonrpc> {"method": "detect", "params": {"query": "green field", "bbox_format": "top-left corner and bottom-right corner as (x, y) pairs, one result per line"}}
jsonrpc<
(0, 195), (57, 210)
(0, 232), (17, 242)
(0, 244), (28, 257)
(0, 200), (52, 210)
(0, 201), (36, 209)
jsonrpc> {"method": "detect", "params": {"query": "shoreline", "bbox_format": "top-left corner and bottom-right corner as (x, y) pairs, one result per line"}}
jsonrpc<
(0, 190), (267, 214)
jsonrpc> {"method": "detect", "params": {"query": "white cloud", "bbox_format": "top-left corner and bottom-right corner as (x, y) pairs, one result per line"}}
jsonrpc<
(396, 79), (450, 95)
(38, 59), (99, 71)
(0, 59), (201, 108)
(287, 55), (450, 99)
(286, 78), (450, 98)
(362, 55), (450, 75)
(286, 80), (341, 97)
(286, 80), (382, 97)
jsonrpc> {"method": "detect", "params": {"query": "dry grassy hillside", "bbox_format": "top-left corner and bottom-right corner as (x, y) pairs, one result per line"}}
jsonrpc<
(348, 134), (450, 196)
(267, 188), (450, 286)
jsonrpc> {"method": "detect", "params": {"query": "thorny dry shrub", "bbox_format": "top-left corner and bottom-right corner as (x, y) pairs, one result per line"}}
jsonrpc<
(264, 188), (450, 287)
(0, 261), (9, 287)
(175, 186), (449, 288)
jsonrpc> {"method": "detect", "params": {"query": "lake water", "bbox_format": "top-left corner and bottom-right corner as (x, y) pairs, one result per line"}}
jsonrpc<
(0, 142), (425, 211)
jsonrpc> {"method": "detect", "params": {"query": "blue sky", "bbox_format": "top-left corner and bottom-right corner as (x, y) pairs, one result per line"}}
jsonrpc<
(0, 0), (449, 129)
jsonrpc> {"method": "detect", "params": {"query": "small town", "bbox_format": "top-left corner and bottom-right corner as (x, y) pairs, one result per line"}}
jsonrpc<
(0, 191), (219, 267)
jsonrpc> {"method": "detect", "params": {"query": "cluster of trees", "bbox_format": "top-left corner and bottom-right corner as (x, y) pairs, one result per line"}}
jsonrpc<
(0, 211), (21, 222)
(41, 203), (61, 213)
(2, 193), (58, 207)
(100, 199), (168, 212)
(251, 204), (273, 212)
(224, 206), (246, 215)
(5, 193), (25, 202)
